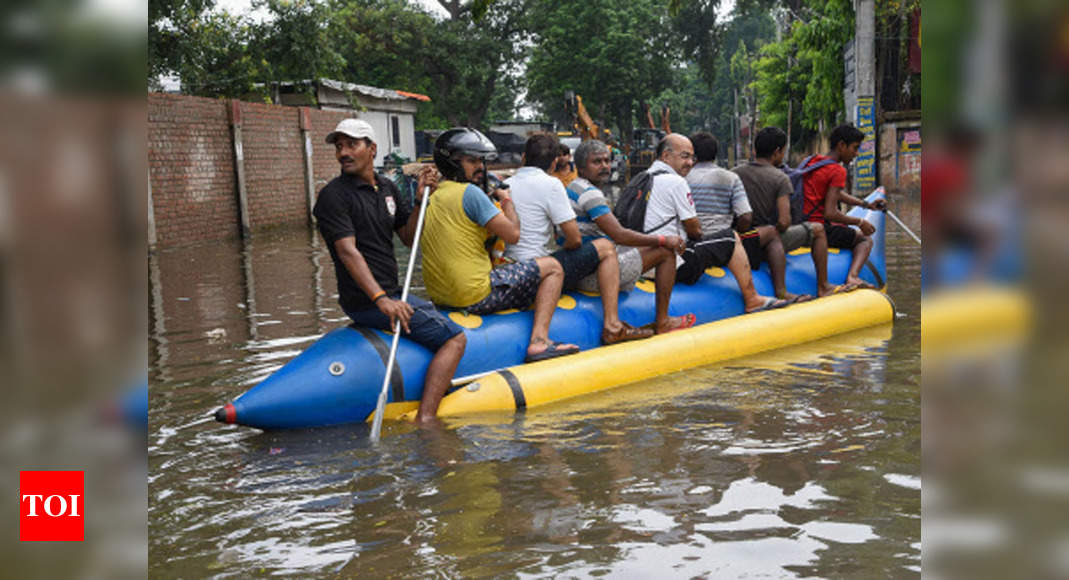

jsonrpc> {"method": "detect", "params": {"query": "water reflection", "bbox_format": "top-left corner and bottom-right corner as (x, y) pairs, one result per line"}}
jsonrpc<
(149, 206), (920, 577)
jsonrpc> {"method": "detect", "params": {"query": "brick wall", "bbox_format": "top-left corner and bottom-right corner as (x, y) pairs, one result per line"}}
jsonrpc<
(239, 101), (308, 230)
(307, 108), (353, 194)
(148, 93), (239, 247)
(148, 94), (413, 248)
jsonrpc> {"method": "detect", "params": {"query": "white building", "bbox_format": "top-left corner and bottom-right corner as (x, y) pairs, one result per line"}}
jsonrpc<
(273, 79), (430, 168)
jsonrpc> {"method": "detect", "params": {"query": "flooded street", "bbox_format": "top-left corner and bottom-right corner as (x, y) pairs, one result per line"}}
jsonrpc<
(149, 195), (920, 577)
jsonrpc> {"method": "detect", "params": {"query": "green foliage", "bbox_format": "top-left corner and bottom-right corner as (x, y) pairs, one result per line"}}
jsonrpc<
(752, 0), (854, 139)
(150, 0), (218, 84)
(653, 65), (717, 136)
(655, 5), (775, 156)
(330, 0), (527, 128)
(328, 0), (438, 122)
(524, 0), (678, 142)
(167, 11), (262, 96)
(421, 0), (529, 127)
(752, 33), (803, 130)
(256, 0), (346, 86)
(149, 0), (527, 129)
(670, 0), (723, 89)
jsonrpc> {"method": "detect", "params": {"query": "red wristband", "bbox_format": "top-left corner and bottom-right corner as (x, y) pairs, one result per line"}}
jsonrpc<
(658, 235), (665, 247)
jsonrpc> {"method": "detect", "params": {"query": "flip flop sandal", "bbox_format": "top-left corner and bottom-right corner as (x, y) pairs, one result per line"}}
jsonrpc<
(825, 283), (857, 296)
(524, 340), (580, 363)
(746, 297), (791, 313)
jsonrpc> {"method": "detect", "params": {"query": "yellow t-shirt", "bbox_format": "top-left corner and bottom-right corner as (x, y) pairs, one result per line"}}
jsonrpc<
(421, 180), (498, 308)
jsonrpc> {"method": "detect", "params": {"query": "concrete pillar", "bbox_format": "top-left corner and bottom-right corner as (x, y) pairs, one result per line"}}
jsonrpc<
(147, 168), (157, 250)
(229, 100), (251, 237)
(299, 107), (317, 226)
(855, 0), (876, 96)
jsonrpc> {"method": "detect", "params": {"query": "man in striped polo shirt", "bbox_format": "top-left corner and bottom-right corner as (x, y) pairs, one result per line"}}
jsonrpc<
(684, 131), (767, 275)
(564, 140), (695, 334)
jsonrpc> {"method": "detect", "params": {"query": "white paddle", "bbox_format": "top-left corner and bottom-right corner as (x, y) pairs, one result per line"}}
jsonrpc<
(885, 209), (921, 245)
(370, 185), (431, 442)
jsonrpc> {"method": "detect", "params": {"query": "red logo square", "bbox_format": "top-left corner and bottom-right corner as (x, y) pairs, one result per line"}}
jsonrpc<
(19, 471), (84, 542)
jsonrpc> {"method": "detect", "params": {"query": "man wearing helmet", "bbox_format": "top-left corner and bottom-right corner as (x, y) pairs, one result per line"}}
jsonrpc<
(313, 119), (467, 424)
(421, 128), (581, 362)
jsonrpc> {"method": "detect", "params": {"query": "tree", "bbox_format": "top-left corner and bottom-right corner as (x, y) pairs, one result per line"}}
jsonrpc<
(256, 0), (346, 86)
(752, 0), (855, 146)
(660, 3), (775, 159)
(730, 39), (759, 157)
(753, 32), (806, 150)
(167, 11), (263, 96)
(336, 0), (528, 128)
(524, 0), (679, 144)
(418, 0), (528, 127)
(670, 0), (723, 89)
(150, 0), (218, 86)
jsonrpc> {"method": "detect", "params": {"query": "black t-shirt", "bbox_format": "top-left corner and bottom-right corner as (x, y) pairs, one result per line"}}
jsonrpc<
(313, 172), (412, 312)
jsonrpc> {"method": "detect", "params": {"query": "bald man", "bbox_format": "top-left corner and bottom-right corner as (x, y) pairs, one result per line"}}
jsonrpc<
(643, 133), (786, 313)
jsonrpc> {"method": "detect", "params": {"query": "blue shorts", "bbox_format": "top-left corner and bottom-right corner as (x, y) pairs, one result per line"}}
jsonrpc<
(551, 241), (600, 289)
(345, 294), (463, 352)
(467, 260), (542, 314)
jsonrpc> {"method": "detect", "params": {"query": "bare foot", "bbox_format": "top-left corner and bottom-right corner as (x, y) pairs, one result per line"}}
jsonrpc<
(413, 414), (445, 429)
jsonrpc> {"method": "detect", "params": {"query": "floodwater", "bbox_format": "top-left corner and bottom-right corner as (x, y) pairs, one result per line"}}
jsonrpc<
(148, 195), (921, 578)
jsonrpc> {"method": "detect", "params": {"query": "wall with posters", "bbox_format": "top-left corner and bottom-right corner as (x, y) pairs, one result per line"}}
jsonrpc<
(878, 115), (921, 193)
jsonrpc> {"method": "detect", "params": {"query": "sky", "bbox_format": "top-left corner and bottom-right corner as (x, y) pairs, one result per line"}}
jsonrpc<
(214, 0), (448, 22)
(213, 0), (733, 24)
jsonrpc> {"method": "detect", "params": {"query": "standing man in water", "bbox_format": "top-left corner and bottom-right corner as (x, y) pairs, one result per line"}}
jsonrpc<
(312, 119), (466, 424)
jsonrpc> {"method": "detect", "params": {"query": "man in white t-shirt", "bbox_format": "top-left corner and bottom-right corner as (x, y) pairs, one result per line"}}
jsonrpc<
(644, 133), (787, 313)
(505, 133), (652, 344)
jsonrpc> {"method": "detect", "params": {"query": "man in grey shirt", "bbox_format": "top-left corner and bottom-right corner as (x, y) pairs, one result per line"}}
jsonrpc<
(733, 126), (828, 300)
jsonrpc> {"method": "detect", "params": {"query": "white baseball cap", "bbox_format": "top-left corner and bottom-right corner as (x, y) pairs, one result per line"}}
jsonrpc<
(326, 118), (376, 144)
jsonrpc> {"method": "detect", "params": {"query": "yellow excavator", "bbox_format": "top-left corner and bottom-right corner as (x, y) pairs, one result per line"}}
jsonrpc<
(564, 91), (602, 141)
(629, 102), (669, 177)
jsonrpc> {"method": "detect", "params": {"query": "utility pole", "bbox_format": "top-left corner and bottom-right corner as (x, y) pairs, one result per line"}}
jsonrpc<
(850, 0), (877, 194)
(733, 88), (740, 164)
(786, 52), (792, 162)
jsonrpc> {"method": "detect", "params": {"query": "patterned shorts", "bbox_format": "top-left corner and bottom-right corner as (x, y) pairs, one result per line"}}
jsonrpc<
(467, 259), (542, 314)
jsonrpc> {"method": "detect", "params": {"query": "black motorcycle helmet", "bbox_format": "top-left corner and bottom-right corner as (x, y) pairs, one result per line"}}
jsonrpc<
(433, 128), (498, 187)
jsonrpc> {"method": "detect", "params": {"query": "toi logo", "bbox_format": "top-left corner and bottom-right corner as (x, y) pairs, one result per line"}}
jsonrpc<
(19, 471), (84, 541)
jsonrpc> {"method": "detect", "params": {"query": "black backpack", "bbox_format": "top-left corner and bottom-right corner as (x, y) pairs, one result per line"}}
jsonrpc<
(613, 169), (670, 233)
